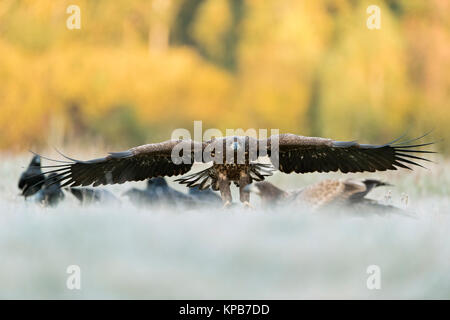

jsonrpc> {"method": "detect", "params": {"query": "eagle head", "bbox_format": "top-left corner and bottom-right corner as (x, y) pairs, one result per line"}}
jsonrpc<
(31, 155), (41, 166)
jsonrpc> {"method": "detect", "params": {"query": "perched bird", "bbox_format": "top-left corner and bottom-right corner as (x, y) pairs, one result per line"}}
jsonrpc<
(148, 177), (195, 204)
(123, 177), (195, 208)
(244, 181), (293, 207)
(246, 179), (410, 216)
(294, 179), (391, 210)
(35, 173), (65, 207)
(25, 133), (434, 207)
(18, 155), (45, 197)
(67, 187), (120, 205)
(122, 187), (156, 207)
(188, 185), (222, 204)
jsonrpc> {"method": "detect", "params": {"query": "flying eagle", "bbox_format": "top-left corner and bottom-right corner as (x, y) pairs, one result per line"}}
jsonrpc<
(25, 133), (435, 207)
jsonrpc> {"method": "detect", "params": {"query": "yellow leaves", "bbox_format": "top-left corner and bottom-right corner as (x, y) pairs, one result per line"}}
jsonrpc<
(0, 47), (192, 148)
(0, 0), (449, 152)
(316, 1), (414, 139)
(192, 0), (232, 58)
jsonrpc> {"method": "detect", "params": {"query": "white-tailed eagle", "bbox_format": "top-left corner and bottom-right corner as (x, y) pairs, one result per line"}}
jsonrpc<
(25, 133), (435, 206)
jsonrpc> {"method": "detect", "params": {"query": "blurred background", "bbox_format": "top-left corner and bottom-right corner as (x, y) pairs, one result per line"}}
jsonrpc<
(0, 0), (448, 153)
(1, 0), (449, 300)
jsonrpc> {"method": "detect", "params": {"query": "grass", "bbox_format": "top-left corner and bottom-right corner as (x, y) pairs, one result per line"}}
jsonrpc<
(0, 153), (449, 299)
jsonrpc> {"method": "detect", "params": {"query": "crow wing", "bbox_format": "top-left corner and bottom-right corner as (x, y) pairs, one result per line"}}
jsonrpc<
(24, 140), (204, 193)
(263, 133), (435, 174)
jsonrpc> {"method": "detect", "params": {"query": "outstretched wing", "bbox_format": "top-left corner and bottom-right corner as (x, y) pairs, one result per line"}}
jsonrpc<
(264, 133), (436, 174)
(23, 140), (204, 194)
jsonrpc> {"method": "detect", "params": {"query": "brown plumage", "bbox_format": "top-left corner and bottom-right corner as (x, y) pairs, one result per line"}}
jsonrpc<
(293, 179), (389, 210)
(24, 133), (435, 206)
(247, 179), (409, 215)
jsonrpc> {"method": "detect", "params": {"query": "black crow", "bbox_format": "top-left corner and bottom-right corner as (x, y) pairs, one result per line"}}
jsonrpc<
(67, 187), (121, 205)
(188, 185), (222, 204)
(36, 173), (65, 207)
(18, 155), (45, 197)
(123, 177), (195, 208)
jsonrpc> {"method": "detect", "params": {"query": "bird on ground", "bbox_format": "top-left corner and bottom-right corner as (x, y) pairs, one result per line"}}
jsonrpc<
(245, 179), (412, 216)
(122, 186), (155, 207)
(123, 177), (196, 208)
(188, 185), (222, 204)
(67, 187), (120, 205)
(24, 132), (435, 207)
(35, 173), (65, 207)
(148, 177), (195, 204)
(18, 155), (45, 197)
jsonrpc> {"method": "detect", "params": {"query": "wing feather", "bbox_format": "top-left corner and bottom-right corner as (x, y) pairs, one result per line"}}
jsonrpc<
(263, 133), (436, 174)
(23, 140), (203, 194)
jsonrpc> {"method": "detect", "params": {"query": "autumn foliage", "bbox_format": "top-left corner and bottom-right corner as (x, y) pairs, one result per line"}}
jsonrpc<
(0, 0), (448, 152)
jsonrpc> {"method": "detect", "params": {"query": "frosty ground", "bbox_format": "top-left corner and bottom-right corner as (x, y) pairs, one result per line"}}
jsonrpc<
(1, 154), (449, 299)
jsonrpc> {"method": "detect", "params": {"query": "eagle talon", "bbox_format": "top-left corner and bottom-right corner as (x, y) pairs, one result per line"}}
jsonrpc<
(223, 201), (232, 209)
(242, 201), (254, 209)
